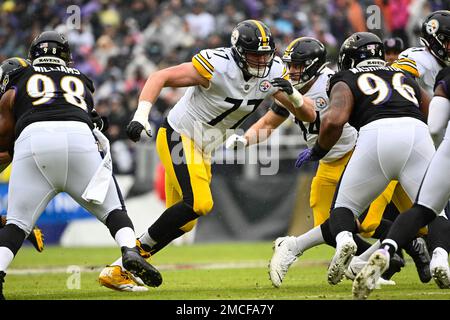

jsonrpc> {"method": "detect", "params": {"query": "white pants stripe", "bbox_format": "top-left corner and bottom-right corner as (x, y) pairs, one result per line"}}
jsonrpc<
(335, 117), (436, 217)
(6, 121), (123, 236)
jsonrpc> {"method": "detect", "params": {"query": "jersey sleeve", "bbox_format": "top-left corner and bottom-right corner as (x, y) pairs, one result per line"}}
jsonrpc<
(391, 49), (425, 78)
(192, 49), (216, 81)
(434, 67), (450, 94)
(326, 71), (353, 98)
(269, 100), (290, 118)
(80, 73), (95, 93)
(2, 66), (29, 94)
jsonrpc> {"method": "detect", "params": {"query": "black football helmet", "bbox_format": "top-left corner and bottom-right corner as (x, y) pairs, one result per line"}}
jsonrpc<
(421, 10), (450, 65)
(282, 37), (327, 89)
(0, 57), (30, 94)
(383, 37), (404, 54)
(338, 32), (385, 71)
(28, 31), (72, 64)
(231, 20), (276, 78)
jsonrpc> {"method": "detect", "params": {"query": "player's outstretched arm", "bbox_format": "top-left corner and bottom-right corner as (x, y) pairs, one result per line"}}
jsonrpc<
(244, 110), (287, 146)
(318, 81), (354, 151)
(271, 79), (316, 123)
(127, 62), (209, 142)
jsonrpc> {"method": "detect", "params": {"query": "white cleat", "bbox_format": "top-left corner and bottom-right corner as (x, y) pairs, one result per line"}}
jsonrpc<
(352, 249), (390, 300)
(346, 256), (396, 287)
(269, 236), (300, 288)
(430, 248), (450, 289)
(327, 237), (357, 285)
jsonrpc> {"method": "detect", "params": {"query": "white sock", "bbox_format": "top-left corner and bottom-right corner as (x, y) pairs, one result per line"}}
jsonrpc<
(0, 247), (14, 272)
(139, 231), (157, 248)
(293, 226), (325, 254)
(114, 227), (135, 249)
(433, 247), (448, 257)
(358, 240), (381, 261)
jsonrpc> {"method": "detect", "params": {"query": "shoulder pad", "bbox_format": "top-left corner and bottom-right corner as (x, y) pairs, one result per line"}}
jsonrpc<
(434, 67), (450, 91)
(192, 48), (232, 80)
(326, 70), (351, 97)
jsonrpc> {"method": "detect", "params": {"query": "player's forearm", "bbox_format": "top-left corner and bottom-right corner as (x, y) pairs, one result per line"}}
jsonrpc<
(290, 96), (316, 123)
(139, 70), (167, 104)
(244, 126), (273, 146)
(317, 118), (343, 151)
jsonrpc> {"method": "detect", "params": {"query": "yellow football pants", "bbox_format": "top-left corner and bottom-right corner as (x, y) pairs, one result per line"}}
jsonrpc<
(310, 151), (416, 237)
(156, 125), (213, 232)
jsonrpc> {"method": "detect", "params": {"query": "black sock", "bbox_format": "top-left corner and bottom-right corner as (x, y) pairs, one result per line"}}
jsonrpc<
(354, 235), (373, 255)
(329, 207), (357, 238)
(427, 216), (450, 252)
(320, 219), (336, 248)
(383, 204), (436, 256)
(373, 219), (393, 240)
(147, 201), (199, 244)
(0, 224), (26, 255)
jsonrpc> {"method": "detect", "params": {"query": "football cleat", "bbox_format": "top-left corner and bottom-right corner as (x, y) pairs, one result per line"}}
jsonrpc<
(327, 236), (357, 285)
(99, 265), (148, 292)
(430, 248), (450, 289)
(269, 236), (300, 288)
(352, 249), (390, 300)
(0, 271), (5, 300)
(404, 237), (431, 283)
(346, 255), (396, 287)
(27, 226), (44, 253)
(380, 252), (405, 280)
(136, 239), (151, 259)
(121, 246), (162, 288)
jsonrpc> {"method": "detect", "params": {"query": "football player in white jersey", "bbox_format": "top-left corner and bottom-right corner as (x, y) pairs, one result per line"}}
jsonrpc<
(98, 20), (317, 291)
(227, 37), (424, 288)
(391, 10), (450, 282)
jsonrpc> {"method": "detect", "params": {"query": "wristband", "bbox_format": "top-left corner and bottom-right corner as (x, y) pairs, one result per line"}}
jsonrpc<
(288, 88), (304, 108)
(133, 101), (153, 122)
(311, 140), (330, 160)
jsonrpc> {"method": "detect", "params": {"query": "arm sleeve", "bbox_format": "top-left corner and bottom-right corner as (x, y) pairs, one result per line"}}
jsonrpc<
(269, 100), (290, 118)
(428, 96), (450, 136)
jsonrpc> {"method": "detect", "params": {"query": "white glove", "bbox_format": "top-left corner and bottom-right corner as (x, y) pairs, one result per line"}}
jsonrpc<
(225, 134), (248, 149)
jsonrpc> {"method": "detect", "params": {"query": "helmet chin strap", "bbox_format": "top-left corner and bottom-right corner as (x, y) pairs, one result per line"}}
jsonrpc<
(356, 59), (386, 68)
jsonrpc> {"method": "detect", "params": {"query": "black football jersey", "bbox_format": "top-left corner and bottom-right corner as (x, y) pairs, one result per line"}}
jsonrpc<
(4, 63), (95, 139)
(327, 66), (425, 130)
(434, 66), (450, 94)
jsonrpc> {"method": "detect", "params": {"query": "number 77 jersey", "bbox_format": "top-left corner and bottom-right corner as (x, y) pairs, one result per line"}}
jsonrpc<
(327, 65), (426, 131)
(4, 60), (95, 139)
(167, 47), (287, 153)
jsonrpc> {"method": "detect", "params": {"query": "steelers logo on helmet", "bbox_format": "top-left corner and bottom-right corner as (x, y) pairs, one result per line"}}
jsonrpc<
(426, 19), (440, 35)
(231, 29), (239, 46)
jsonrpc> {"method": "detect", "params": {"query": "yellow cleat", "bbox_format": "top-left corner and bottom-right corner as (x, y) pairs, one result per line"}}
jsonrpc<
(28, 226), (44, 253)
(136, 239), (151, 259)
(99, 265), (148, 292)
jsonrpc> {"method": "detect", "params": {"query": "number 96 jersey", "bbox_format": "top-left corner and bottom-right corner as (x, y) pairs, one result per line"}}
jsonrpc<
(4, 61), (95, 139)
(327, 65), (426, 131)
(167, 47), (287, 153)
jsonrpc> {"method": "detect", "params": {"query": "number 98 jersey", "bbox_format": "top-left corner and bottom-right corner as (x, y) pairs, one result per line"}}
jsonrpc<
(4, 61), (95, 139)
(327, 65), (425, 131)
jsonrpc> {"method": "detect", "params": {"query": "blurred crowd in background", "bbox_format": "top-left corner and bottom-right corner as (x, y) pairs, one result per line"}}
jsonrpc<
(0, 0), (448, 174)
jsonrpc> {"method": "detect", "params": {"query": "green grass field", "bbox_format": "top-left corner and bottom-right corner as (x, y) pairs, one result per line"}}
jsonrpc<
(4, 242), (450, 300)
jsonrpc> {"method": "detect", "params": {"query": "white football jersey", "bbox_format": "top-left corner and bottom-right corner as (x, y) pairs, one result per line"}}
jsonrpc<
(167, 47), (287, 153)
(393, 47), (443, 94)
(297, 67), (357, 163)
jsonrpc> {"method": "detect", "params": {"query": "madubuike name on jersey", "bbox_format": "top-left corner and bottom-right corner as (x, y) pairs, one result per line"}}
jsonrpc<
(327, 65), (426, 131)
(5, 63), (96, 139)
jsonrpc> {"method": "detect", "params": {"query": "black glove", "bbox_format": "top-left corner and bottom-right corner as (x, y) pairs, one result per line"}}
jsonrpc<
(271, 77), (293, 95)
(126, 120), (152, 142)
(90, 109), (109, 132)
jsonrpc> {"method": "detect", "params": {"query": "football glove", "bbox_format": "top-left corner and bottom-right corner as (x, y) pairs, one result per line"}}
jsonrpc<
(126, 121), (152, 142)
(295, 142), (329, 168)
(90, 109), (109, 133)
(271, 78), (293, 95)
(225, 134), (248, 150)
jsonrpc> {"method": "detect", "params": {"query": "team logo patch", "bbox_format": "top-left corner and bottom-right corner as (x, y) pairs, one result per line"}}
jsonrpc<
(231, 29), (239, 46)
(315, 97), (327, 109)
(259, 80), (271, 92)
(426, 19), (439, 35)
